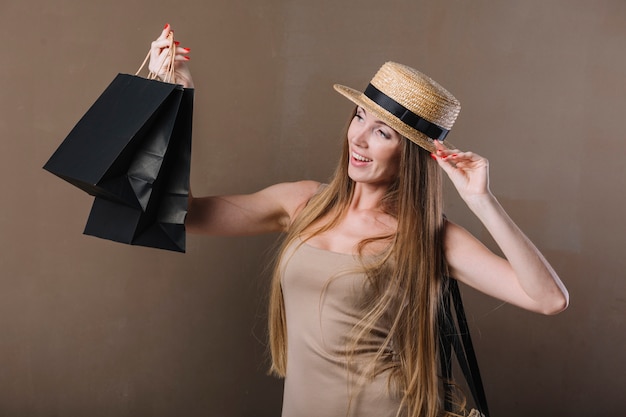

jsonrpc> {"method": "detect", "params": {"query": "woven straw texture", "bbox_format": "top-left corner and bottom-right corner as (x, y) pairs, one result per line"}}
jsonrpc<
(334, 62), (461, 153)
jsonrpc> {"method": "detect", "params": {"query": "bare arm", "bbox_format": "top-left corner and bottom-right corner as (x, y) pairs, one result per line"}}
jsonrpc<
(143, 27), (322, 235)
(186, 181), (321, 236)
(444, 212), (568, 315)
(434, 141), (569, 315)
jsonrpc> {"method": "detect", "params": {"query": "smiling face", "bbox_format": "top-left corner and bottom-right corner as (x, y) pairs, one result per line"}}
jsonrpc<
(347, 106), (403, 188)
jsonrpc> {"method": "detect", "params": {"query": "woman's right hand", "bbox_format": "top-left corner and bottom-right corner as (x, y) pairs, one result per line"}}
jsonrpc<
(149, 24), (194, 88)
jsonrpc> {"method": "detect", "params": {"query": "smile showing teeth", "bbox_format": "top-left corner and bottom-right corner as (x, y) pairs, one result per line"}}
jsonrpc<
(352, 152), (372, 162)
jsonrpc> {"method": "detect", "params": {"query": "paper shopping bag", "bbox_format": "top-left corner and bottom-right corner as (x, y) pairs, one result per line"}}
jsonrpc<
(44, 32), (193, 252)
(82, 88), (193, 252)
(43, 73), (184, 210)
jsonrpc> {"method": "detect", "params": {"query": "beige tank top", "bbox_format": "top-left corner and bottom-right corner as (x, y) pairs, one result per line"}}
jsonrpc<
(279, 239), (403, 417)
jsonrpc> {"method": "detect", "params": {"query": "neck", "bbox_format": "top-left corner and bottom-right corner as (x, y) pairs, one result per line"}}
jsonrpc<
(349, 182), (389, 212)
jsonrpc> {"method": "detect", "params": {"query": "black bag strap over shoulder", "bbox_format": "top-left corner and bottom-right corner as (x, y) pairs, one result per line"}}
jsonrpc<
(439, 276), (490, 417)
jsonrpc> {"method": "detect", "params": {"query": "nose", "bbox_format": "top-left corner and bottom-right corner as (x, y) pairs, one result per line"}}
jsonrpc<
(350, 123), (368, 148)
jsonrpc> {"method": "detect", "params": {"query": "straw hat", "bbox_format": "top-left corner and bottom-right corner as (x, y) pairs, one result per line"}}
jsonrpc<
(334, 62), (461, 153)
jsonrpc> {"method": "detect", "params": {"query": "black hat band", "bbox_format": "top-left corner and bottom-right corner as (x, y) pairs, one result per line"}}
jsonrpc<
(364, 84), (449, 141)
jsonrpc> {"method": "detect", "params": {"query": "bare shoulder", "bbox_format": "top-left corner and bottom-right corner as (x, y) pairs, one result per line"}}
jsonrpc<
(261, 180), (321, 204)
(261, 180), (322, 223)
(277, 180), (321, 199)
(443, 219), (475, 247)
(443, 219), (498, 277)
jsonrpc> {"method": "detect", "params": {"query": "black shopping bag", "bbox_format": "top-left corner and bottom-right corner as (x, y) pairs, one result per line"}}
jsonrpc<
(44, 32), (193, 252)
(43, 73), (184, 210)
(83, 88), (193, 253)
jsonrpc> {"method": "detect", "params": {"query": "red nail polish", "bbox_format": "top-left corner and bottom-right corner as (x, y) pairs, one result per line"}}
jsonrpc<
(183, 47), (191, 52)
(184, 56), (191, 60)
(164, 23), (170, 29)
(174, 41), (180, 45)
(430, 153), (437, 160)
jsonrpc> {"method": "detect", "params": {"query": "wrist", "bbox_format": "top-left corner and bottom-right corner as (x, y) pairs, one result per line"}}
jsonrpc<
(463, 192), (500, 217)
(178, 77), (194, 88)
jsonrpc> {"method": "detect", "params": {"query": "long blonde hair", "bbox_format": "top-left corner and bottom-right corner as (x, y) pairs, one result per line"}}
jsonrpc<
(268, 110), (460, 417)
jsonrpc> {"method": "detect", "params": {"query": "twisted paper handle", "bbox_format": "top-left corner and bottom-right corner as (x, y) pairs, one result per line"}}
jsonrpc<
(135, 32), (176, 83)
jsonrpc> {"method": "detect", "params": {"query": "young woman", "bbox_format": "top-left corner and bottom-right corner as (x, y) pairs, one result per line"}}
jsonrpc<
(150, 25), (568, 417)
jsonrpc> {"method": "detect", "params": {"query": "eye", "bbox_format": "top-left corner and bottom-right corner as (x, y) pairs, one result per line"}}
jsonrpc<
(377, 128), (391, 139)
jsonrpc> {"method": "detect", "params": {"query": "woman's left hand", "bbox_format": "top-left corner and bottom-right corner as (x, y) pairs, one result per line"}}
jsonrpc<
(432, 140), (490, 204)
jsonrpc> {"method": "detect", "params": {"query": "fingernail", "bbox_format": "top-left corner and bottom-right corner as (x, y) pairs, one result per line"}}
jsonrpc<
(430, 153), (437, 160)
(174, 41), (180, 45)
(452, 154), (457, 157)
(184, 56), (191, 60)
(183, 47), (191, 52)
(164, 23), (170, 29)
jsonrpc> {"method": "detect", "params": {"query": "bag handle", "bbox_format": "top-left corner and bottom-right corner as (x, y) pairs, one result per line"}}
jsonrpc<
(440, 276), (490, 417)
(135, 32), (177, 83)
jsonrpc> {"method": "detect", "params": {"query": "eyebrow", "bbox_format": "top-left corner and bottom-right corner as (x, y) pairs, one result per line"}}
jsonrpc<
(358, 106), (393, 129)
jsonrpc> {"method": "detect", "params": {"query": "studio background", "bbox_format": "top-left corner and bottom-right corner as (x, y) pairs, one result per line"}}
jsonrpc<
(1, 1), (624, 416)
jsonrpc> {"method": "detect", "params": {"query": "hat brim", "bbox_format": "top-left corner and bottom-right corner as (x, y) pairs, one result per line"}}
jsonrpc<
(333, 84), (455, 154)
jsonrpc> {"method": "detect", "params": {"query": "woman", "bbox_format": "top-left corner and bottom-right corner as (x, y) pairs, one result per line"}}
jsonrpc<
(150, 25), (568, 417)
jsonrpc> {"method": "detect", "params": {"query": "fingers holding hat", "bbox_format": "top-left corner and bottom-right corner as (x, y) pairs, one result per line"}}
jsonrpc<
(432, 140), (461, 167)
(432, 140), (491, 200)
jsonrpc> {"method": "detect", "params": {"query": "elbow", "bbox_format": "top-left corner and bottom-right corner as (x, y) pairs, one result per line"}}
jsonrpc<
(539, 291), (570, 315)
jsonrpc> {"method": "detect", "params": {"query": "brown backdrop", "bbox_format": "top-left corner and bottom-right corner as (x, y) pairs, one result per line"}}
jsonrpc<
(1, 0), (624, 416)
